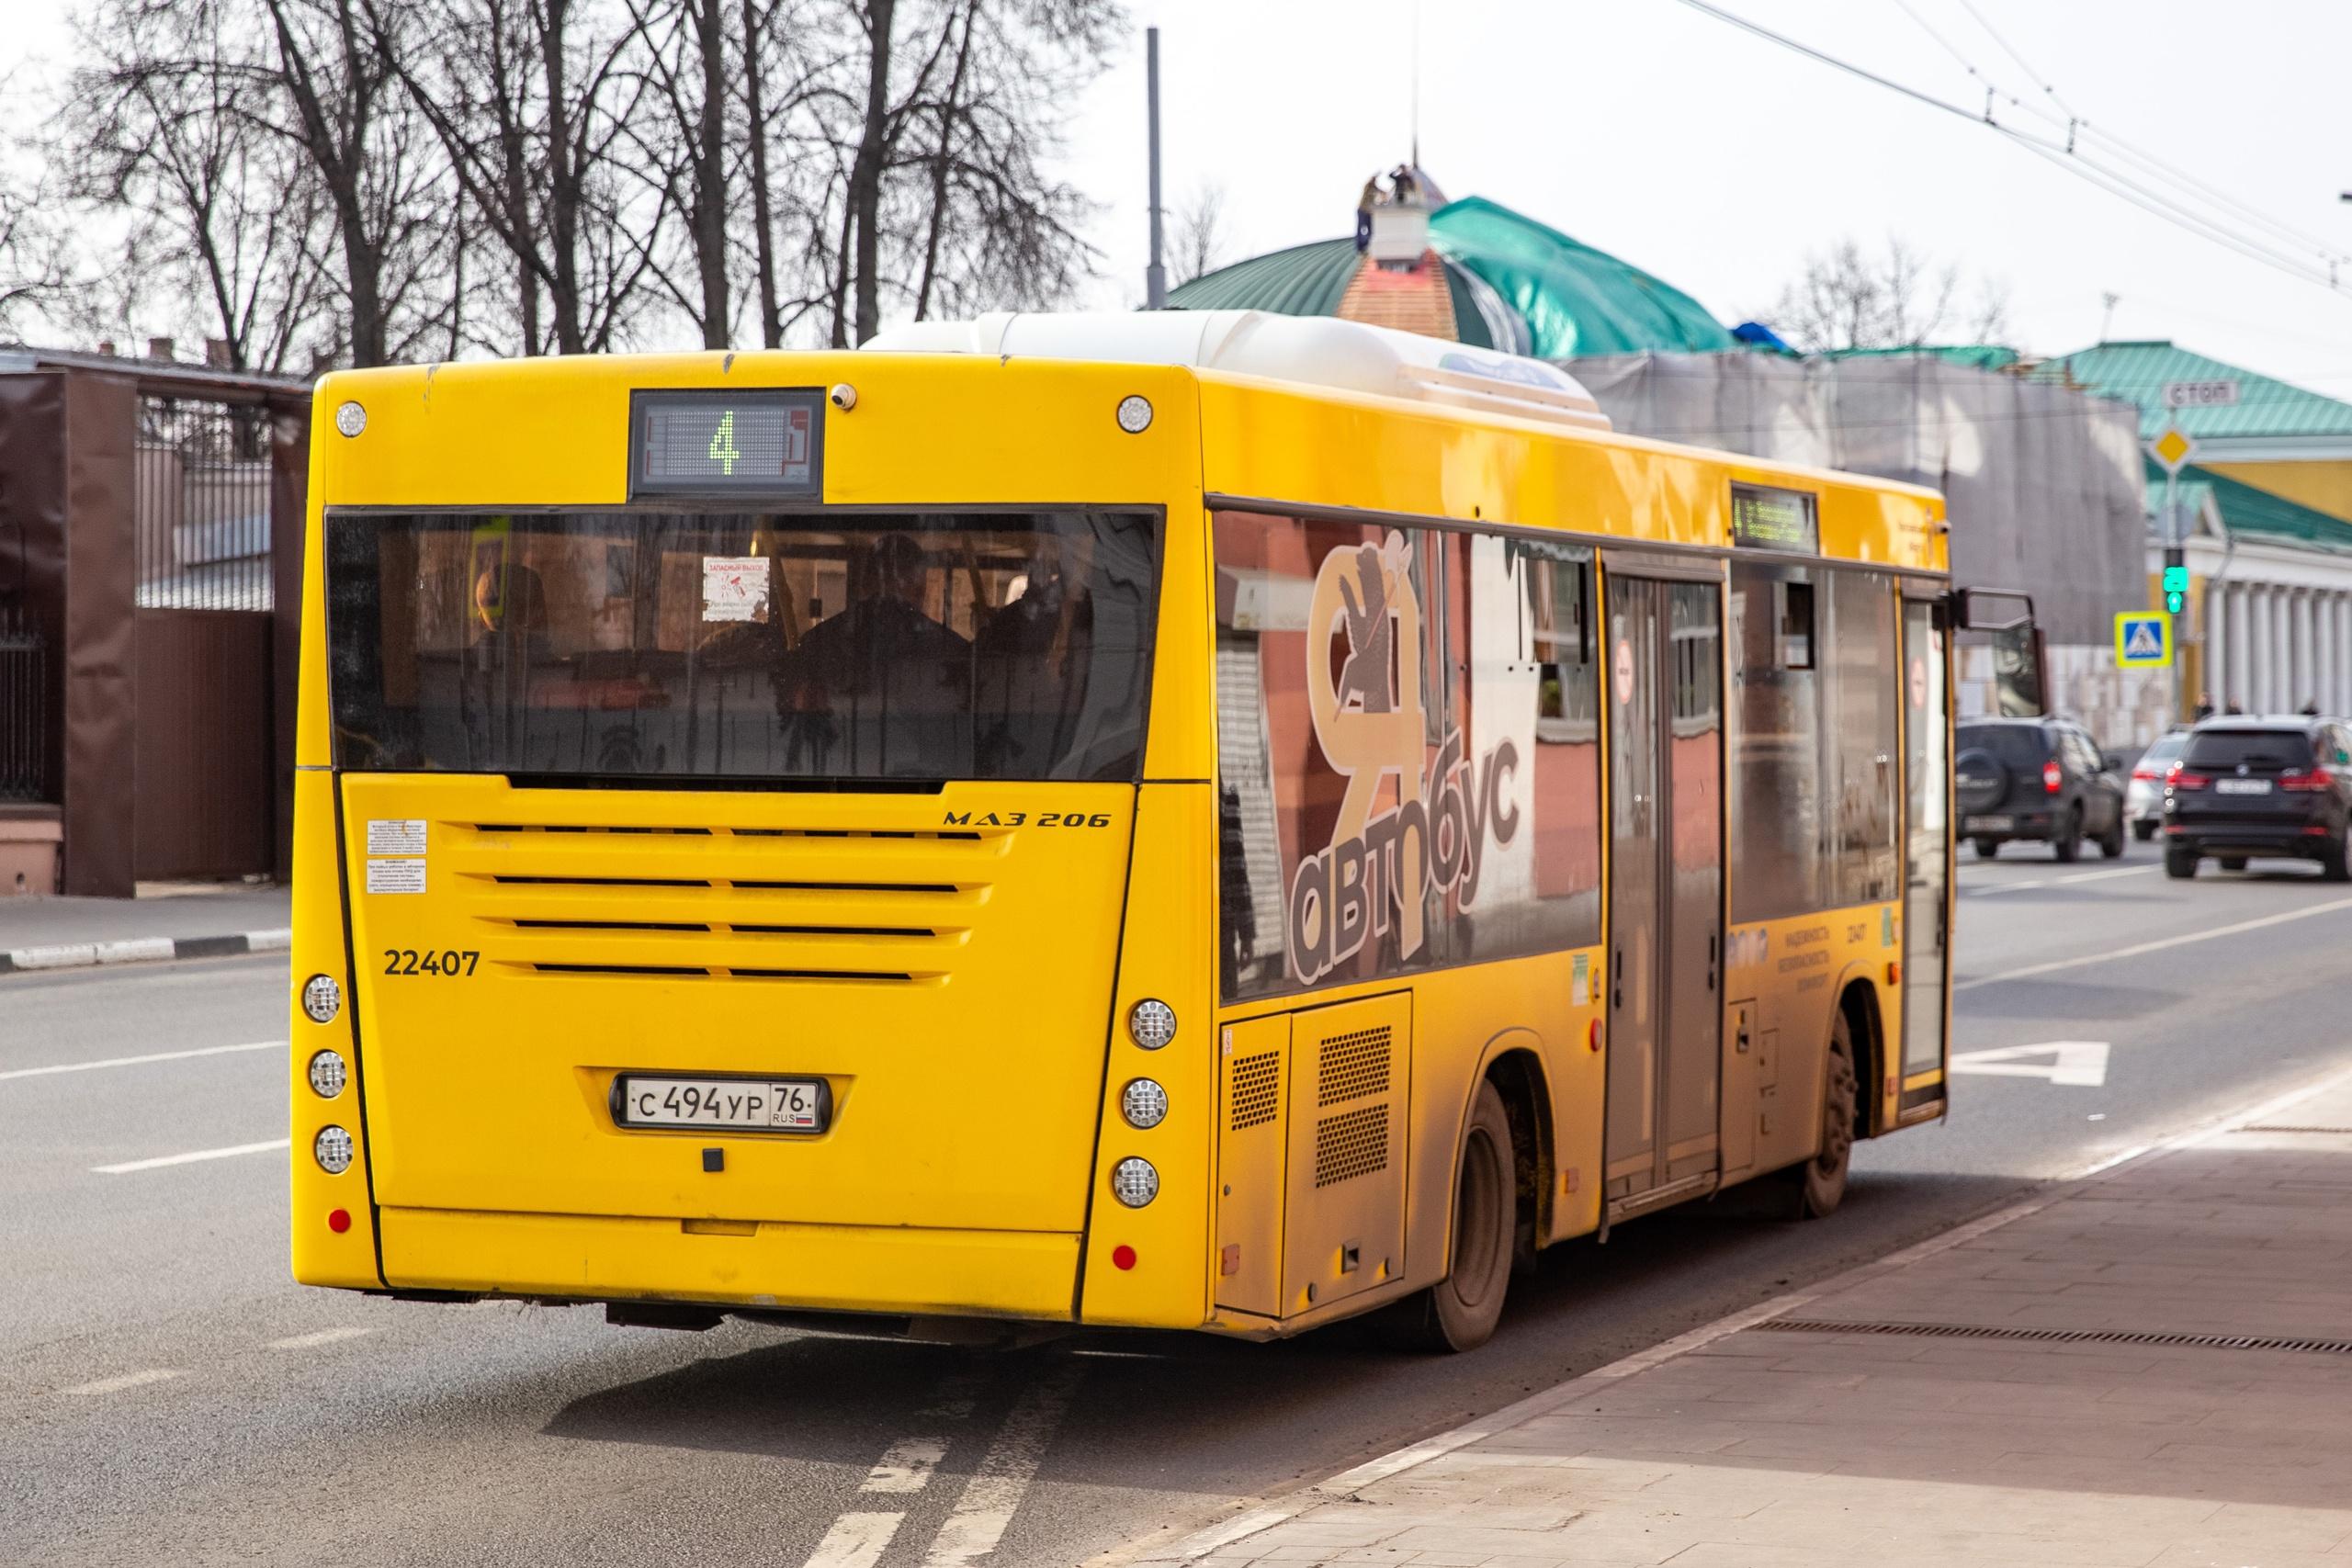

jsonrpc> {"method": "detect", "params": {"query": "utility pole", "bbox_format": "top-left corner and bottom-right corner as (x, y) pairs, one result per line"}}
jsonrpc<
(1145, 27), (1167, 310)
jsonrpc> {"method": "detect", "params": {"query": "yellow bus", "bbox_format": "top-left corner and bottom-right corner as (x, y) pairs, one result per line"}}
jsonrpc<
(288, 311), (2023, 1350)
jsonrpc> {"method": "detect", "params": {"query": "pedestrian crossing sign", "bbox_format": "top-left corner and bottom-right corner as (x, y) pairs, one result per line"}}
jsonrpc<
(2115, 612), (2172, 668)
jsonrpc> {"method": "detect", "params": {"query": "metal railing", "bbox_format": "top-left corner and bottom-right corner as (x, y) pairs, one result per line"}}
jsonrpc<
(0, 606), (45, 801)
(135, 396), (275, 612)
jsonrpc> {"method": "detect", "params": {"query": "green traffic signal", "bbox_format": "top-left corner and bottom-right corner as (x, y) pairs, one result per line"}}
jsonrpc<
(2161, 564), (2189, 593)
(2165, 590), (2186, 615)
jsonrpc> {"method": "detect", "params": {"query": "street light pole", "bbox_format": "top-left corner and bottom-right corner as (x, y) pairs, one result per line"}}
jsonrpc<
(1145, 27), (1166, 310)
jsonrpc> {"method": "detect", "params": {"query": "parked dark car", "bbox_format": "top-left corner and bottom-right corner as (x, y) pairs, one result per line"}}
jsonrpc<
(1955, 716), (2127, 861)
(2162, 717), (2352, 880)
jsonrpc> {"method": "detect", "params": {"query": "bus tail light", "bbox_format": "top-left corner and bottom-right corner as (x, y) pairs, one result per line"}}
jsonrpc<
(2041, 759), (2063, 794)
(1110, 1157), (1158, 1207)
(1127, 999), (1176, 1050)
(314, 1126), (355, 1175)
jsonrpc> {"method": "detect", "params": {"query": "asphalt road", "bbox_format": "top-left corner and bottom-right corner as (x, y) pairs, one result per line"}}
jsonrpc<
(6, 836), (2352, 1567)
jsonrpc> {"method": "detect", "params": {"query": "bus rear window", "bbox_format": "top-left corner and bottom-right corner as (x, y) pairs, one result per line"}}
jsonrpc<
(325, 508), (1160, 782)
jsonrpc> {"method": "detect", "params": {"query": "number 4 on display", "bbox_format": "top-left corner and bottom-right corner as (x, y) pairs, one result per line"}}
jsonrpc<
(707, 410), (741, 475)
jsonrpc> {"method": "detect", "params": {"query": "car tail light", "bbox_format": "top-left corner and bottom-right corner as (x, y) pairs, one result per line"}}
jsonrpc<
(2041, 759), (2063, 793)
(2281, 768), (2331, 792)
(2167, 761), (2210, 790)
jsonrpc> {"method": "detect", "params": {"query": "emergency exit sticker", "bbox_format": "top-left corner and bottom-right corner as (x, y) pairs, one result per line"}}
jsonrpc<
(366, 858), (426, 895)
(366, 818), (427, 855)
(1572, 952), (1590, 1007)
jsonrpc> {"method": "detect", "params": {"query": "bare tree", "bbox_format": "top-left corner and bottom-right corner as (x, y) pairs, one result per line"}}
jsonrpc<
(57, 0), (332, 372)
(250, 0), (458, 367)
(0, 175), (84, 341)
(1168, 179), (1226, 288)
(1765, 236), (2011, 354)
(379, 0), (660, 355)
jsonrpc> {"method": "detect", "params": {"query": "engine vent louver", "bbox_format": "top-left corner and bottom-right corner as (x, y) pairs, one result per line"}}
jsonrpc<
(1309, 1022), (1395, 1187)
(1228, 1051), (1281, 1132)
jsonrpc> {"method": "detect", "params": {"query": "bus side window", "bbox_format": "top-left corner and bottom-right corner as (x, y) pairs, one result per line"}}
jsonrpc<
(1729, 561), (1824, 921)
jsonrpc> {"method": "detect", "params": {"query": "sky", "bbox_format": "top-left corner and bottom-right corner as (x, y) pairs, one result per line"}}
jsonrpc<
(10, 0), (2352, 391)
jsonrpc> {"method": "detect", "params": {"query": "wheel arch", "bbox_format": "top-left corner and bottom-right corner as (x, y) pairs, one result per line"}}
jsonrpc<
(1831, 971), (1886, 1140)
(1452, 1030), (1555, 1271)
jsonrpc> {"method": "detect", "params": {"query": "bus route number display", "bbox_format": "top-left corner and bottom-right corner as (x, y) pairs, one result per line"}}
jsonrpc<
(630, 389), (824, 498)
(1729, 483), (1820, 553)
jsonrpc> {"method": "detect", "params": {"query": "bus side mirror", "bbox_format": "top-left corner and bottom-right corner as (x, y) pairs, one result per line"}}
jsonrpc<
(1954, 587), (2035, 632)
(1950, 588), (2047, 719)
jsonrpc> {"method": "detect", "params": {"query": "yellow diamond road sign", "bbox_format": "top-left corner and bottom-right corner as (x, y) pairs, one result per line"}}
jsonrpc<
(2115, 612), (2172, 668)
(2151, 424), (2196, 474)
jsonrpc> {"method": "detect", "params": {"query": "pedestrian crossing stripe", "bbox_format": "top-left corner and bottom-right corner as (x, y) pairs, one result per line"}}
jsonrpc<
(2113, 612), (2172, 668)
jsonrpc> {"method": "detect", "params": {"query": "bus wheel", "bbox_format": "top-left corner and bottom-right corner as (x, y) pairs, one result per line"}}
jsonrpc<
(1787, 1010), (1857, 1220)
(1385, 1081), (1514, 1353)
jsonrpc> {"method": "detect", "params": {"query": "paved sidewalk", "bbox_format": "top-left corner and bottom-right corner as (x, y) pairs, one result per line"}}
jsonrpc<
(0, 884), (289, 974)
(1140, 1073), (2352, 1568)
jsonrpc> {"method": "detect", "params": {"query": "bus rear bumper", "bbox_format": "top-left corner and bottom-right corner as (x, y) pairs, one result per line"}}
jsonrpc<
(369, 1207), (1081, 1322)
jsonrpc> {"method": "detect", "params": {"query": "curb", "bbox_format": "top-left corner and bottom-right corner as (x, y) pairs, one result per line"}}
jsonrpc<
(0, 928), (291, 976)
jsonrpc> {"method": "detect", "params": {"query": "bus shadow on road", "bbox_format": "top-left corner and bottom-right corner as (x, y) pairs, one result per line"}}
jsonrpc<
(538, 1170), (2037, 1490)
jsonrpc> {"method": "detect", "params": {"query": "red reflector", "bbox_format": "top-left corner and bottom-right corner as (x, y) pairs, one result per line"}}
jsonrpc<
(1587, 1018), (1602, 1053)
(2041, 759), (2063, 793)
(1886, 960), (1902, 986)
(327, 1208), (352, 1234)
(1111, 1244), (1136, 1271)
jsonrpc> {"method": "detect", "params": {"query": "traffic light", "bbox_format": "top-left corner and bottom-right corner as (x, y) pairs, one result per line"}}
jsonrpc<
(2162, 550), (2188, 617)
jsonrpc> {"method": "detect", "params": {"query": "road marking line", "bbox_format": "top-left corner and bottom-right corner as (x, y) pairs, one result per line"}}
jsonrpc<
(62, 1369), (182, 1396)
(0, 1040), (282, 1082)
(1964, 863), (2154, 897)
(920, 1363), (1081, 1567)
(92, 1137), (289, 1174)
(862, 1438), (946, 1494)
(1953, 893), (2352, 991)
(1951, 1041), (2110, 1086)
(268, 1326), (377, 1350)
(802, 1512), (904, 1568)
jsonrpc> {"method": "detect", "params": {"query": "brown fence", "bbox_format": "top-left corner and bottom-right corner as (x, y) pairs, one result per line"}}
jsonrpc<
(130, 395), (280, 879)
(0, 350), (308, 895)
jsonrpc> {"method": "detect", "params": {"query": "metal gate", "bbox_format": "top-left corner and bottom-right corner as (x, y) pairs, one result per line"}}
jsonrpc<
(132, 396), (276, 880)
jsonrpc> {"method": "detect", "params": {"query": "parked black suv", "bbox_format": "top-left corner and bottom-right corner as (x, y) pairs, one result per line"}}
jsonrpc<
(1955, 716), (2127, 861)
(2162, 717), (2352, 880)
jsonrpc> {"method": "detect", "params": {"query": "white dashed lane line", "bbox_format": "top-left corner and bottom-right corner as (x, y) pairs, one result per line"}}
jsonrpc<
(922, 1363), (1082, 1567)
(60, 1370), (182, 1397)
(862, 1438), (947, 1495)
(0, 1040), (281, 1082)
(267, 1327), (377, 1350)
(91, 1138), (289, 1175)
(804, 1512), (906, 1568)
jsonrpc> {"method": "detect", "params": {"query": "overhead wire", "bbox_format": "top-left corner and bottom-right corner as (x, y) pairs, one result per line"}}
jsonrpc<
(1670, 0), (2352, 299)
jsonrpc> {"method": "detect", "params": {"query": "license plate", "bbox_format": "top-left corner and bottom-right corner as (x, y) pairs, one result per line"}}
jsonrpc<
(2216, 778), (2272, 795)
(613, 1075), (830, 1133)
(1964, 815), (2014, 831)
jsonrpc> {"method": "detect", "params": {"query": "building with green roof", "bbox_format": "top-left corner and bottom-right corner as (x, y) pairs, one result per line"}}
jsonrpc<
(1167, 195), (1733, 359)
(2036, 341), (2352, 716)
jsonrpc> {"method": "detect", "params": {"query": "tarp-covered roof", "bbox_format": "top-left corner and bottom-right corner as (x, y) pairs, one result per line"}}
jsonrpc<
(2040, 341), (2352, 441)
(1826, 344), (2022, 373)
(1166, 196), (1733, 358)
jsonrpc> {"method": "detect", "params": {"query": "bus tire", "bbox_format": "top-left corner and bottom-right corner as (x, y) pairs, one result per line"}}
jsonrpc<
(1385, 1080), (1514, 1353)
(1786, 1010), (1857, 1220)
